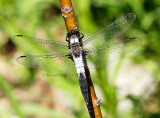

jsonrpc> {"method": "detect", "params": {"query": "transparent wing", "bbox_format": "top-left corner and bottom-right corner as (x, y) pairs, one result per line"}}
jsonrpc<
(13, 35), (77, 77)
(85, 37), (142, 69)
(83, 13), (136, 50)
(13, 35), (69, 55)
(17, 54), (77, 77)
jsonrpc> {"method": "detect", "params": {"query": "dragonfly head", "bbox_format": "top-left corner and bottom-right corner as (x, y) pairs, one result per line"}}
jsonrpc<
(66, 30), (84, 45)
(67, 30), (80, 38)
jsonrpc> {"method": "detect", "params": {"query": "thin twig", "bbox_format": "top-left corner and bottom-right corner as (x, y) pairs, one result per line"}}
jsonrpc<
(60, 0), (102, 117)
(60, 0), (78, 32)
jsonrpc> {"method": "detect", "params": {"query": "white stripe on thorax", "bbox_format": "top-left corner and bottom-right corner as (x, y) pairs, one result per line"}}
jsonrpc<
(70, 35), (79, 44)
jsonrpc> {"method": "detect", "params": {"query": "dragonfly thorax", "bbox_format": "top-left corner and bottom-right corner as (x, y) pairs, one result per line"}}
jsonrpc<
(70, 35), (83, 58)
(69, 34), (85, 74)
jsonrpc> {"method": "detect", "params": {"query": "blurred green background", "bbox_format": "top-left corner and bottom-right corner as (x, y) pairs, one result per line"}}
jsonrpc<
(0, 0), (160, 118)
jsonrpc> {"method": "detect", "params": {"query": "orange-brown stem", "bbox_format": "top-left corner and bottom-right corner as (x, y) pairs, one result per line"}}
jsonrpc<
(86, 68), (102, 118)
(60, 0), (102, 117)
(60, 0), (78, 32)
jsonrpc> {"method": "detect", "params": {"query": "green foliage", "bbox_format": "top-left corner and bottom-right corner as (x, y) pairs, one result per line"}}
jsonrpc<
(0, 0), (160, 118)
(0, 74), (26, 118)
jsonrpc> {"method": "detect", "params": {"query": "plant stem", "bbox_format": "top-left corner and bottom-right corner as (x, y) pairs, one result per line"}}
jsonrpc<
(60, 0), (102, 117)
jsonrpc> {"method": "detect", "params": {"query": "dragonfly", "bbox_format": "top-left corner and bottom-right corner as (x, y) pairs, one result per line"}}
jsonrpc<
(14, 13), (142, 117)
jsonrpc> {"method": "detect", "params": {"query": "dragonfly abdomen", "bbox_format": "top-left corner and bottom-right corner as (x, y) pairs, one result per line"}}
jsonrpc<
(74, 56), (85, 74)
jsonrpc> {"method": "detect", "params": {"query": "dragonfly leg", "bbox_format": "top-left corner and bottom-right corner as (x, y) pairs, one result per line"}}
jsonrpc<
(79, 32), (84, 40)
(66, 35), (69, 42)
